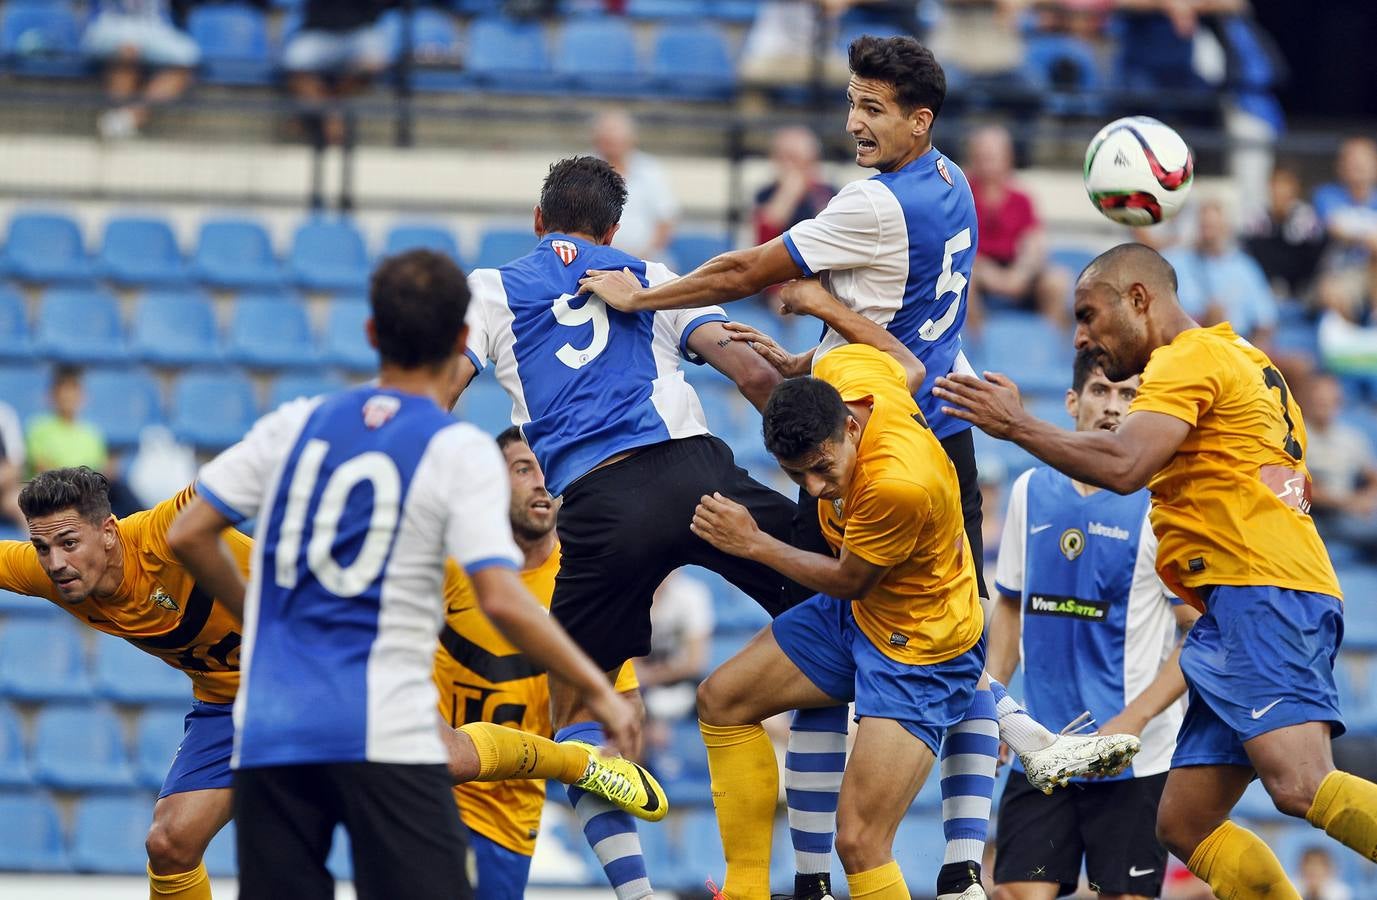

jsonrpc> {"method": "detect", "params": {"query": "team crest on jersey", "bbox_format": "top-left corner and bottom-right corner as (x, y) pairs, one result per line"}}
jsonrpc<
(150, 587), (179, 611)
(551, 240), (579, 266)
(831, 498), (844, 518)
(1059, 528), (1085, 561)
(362, 395), (401, 430)
(936, 157), (953, 186)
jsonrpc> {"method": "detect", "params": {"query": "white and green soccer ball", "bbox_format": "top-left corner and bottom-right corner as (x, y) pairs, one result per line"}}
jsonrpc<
(1084, 116), (1194, 226)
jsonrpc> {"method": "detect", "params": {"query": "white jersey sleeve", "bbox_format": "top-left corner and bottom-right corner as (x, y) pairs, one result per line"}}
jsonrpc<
(196, 397), (319, 524)
(463, 269), (503, 372)
(430, 424), (522, 574)
(782, 179), (907, 276)
(645, 261), (729, 364)
(994, 468), (1034, 597)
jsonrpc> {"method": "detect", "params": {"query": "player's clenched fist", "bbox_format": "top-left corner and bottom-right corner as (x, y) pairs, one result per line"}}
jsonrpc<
(690, 492), (762, 558)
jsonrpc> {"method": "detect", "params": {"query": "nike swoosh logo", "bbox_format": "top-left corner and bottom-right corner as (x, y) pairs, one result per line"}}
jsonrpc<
(635, 764), (661, 814)
(446, 604), (473, 616)
(1030, 523), (1054, 534)
(1128, 866), (1155, 877)
(1251, 699), (1283, 719)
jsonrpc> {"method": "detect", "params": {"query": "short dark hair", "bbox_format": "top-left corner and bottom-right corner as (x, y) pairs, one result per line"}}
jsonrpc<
(18, 467), (112, 524)
(763, 377), (850, 461)
(496, 426), (525, 452)
(1071, 348), (1103, 393)
(51, 364), (83, 391)
(539, 156), (628, 238)
(369, 249), (471, 369)
(848, 35), (946, 118)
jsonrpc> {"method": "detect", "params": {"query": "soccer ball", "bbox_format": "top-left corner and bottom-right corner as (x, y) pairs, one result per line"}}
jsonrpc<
(1084, 116), (1194, 226)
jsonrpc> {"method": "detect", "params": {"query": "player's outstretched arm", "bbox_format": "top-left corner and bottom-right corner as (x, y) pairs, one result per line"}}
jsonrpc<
(777, 279), (927, 394)
(167, 497), (247, 620)
(468, 565), (639, 756)
(579, 238), (803, 312)
(986, 591), (1023, 686)
(686, 320), (784, 412)
(933, 372), (1189, 494)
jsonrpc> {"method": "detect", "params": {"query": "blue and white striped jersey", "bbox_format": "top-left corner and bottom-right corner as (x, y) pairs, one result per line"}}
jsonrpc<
(464, 232), (728, 496)
(784, 146), (979, 439)
(197, 385), (521, 769)
(995, 467), (1183, 779)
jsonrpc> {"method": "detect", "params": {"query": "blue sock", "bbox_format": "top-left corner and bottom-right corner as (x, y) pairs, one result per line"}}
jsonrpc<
(554, 722), (652, 900)
(785, 705), (847, 878)
(939, 688), (998, 868)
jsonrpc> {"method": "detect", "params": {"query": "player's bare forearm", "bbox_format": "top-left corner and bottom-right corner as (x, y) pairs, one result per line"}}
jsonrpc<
(1108, 643), (1188, 736)
(166, 498), (247, 620)
(585, 239), (802, 311)
(986, 591), (1023, 686)
(782, 280), (926, 393)
(688, 321), (782, 412)
(747, 534), (883, 601)
(445, 355), (478, 412)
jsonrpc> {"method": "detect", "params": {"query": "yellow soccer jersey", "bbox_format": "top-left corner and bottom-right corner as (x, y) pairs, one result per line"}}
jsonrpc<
(1129, 323), (1341, 610)
(811, 344), (984, 665)
(434, 544), (637, 856)
(0, 486), (248, 704)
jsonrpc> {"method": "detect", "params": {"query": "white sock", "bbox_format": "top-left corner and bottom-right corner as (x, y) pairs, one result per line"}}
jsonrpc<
(988, 679), (1056, 753)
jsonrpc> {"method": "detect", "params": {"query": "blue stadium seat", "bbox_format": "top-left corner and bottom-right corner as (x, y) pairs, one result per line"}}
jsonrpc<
(383, 8), (462, 91)
(0, 791), (70, 871)
(320, 297), (374, 371)
(973, 312), (1074, 395)
(553, 17), (641, 95)
(0, 284), (31, 360)
(384, 223), (463, 266)
(0, 587), (59, 618)
(268, 372), (347, 409)
(0, 619), (92, 702)
(1336, 657), (1377, 737)
(1022, 33), (1105, 117)
(651, 718), (712, 808)
(34, 286), (127, 364)
(203, 818), (237, 877)
(708, 630), (750, 672)
(1, 211), (94, 283)
(130, 289), (221, 366)
(454, 378), (511, 435)
(628, 0), (710, 18)
(894, 812), (949, 888)
(92, 636), (192, 707)
(475, 228), (535, 269)
(1336, 569), (1377, 650)
(669, 232), (731, 273)
(1233, 778), (1284, 822)
(0, 363), (50, 422)
(0, 4), (85, 78)
(0, 704), (32, 788)
(135, 707), (187, 791)
(96, 215), (190, 286)
(711, 0), (761, 22)
(192, 218), (287, 290)
(679, 809), (726, 877)
(649, 24), (734, 99)
(188, 3), (273, 85)
(227, 295), (320, 369)
(687, 566), (769, 633)
(81, 368), (162, 450)
(169, 370), (258, 450)
(34, 704), (139, 791)
(464, 17), (550, 89)
(71, 792), (155, 873)
(289, 218), (371, 292)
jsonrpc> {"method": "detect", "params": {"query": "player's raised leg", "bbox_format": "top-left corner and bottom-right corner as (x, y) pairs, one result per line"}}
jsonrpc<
(145, 789), (232, 900)
(936, 680), (998, 900)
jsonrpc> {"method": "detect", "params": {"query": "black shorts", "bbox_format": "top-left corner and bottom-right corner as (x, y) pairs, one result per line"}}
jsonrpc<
(995, 771), (1168, 897)
(234, 762), (471, 900)
(792, 427), (986, 596)
(550, 434), (809, 672)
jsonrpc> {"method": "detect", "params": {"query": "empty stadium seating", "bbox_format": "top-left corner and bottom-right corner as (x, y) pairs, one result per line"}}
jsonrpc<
(80, 368), (161, 449)
(289, 218), (371, 292)
(0, 620), (93, 702)
(32, 703), (137, 791)
(1, 212), (93, 284)
(192, 218), (287, 290)
(187, 3), (274, 86)
(34, 287), (126, 365)
(129, 289), (221, 367)
(169, 369), (258, 450)
(0, 792), (69, 872)
(0, 284), (30, 359)
(226, 294), (319, 369)
(70, 793), (155, 874)
(96, 216), (190, 287)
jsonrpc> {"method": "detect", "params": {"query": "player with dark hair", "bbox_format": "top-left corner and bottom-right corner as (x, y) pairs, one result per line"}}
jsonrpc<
(934, 242), (1377, 900)
(168, 249), (636, 900)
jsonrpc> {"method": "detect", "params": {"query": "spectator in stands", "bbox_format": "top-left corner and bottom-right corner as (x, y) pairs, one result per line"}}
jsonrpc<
(281, 0), (393, 146)
(754, 127), (837, 246)
(1165, 197), (1278, 344)
(591, 111), (679, 263)
(1314, 272), (1377, 377)
(638, 569), (714, 752)
(964, 124), (1072, 329)
(1313, 137), (1377, 271)
(1243, 165), (1328, 299)
(0, 400), (24, 531)
(1295, 846), (1353, 900)
(81, 0), (200, 140)
(1301, 373), (1377, 547)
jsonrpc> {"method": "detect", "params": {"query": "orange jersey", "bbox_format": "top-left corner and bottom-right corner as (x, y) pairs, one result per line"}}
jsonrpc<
(812, 344), (984, 664)
(1128, 323), (1341, 610)
(434, 543), (637, 856)
(0, 486), (249, 704)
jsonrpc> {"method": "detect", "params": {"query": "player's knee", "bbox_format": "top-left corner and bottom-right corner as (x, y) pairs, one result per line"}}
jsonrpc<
(1154, 807), (1195, 860)
(834, 821), (890, 872)
(695, 672), (729, 724)
(145, 820), (203, 874)
(1261, 771), (1320, 819)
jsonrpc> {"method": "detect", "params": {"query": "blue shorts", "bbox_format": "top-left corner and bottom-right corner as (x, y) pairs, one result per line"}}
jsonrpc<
(1173, 585), (1345, 769)
(160, 701), (235, 799)
(468, 831), (532, 900)
(772, 593), (985, 755)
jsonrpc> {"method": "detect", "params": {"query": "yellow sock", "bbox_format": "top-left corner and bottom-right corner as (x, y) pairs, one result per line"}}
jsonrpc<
(1186, 820), (1299, 900)
(459, 722), (590, 784)
(700, 721), (777, 900)
(846, 861), (907, 900)
(1306, 770), (1377, 864)
(148, 861), (211, 900)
